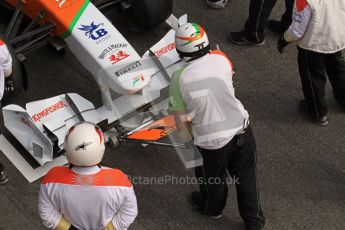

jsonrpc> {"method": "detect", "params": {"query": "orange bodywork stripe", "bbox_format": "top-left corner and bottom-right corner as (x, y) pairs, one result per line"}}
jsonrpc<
(0, 40), (4, 46)
(6, 0), (87, 36)
(128, 116), (177, 141)
(42, 166), (132, 187)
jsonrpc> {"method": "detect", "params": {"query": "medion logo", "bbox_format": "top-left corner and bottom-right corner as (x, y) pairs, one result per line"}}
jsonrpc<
(114, 61), (142, 77)
(32, 100), (66, 122)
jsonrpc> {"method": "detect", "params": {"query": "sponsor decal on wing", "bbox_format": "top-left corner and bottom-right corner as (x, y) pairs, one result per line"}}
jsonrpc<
(109, 51), (130, 65)
(132, 74), (145, 87)
(98, 43), (129, 59)
(78, 21), (110, 44)
(154, 43), (176, 57)
(31, 100), (66, 122)
(114, 61), (142, 77)
(56, 0), (76, 8)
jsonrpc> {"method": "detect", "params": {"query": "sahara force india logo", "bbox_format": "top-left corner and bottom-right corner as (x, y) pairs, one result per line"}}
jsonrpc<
(132, 74), (145, 87)
(78, 22), (109, 44)
(31, 100), (66, 122)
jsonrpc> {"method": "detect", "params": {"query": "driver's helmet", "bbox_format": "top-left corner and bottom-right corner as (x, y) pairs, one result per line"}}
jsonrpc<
(175, 23), (210, 61)
(64, 122), (105, 167)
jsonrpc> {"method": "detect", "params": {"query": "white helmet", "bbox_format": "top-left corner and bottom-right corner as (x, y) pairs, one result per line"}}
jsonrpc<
(206, 0), (228, 9)
(175, 23), (210, 61)
(64, 122), (105, 167)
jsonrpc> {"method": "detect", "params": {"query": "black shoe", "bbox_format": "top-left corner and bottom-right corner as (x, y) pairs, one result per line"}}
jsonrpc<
(246, 225), (264, 230)
(228, 31), (265, 46)
(190, 191), (205, 208)
(299, 100), (329, 126)
(0, 171), (8, 185)
(206, 0), (228, 8)
(189, 191), (223, 219)
(267, 20), (287, 34)
(313, 116), (329, 126)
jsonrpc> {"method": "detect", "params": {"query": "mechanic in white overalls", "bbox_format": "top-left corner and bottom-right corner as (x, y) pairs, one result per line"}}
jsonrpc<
(169, 23), (265, 230)
(0, 39), (12, 185)
(38, 122), (138, 230)
(277, 0), (345, 125)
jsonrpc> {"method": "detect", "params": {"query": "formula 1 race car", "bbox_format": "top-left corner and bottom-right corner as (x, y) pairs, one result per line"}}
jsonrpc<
(0, 0), (201, 181)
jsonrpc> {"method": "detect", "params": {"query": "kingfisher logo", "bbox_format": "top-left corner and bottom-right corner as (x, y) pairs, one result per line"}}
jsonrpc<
(109, 51), (130, 65)
(154, 43), (176, 57)
(31, 100), (66, 122)
(78, 22), (109, 42)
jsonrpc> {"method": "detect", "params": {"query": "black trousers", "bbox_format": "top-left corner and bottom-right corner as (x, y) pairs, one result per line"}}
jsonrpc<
(297, 47), (345, 118)
(0, 102), (4, 173)
(195, 126), (265, 229)
(244, 0), (294, 42)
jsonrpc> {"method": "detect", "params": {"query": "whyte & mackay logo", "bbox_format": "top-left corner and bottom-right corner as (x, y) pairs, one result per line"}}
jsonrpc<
(98, 43), (128, 59)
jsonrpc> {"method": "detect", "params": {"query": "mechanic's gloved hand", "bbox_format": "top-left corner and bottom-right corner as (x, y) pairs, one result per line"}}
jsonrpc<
(177, 129), (193, 144)
(54, 216), (72, 230)
(277, 35), (289, 54)
(104, 221), (116, 230)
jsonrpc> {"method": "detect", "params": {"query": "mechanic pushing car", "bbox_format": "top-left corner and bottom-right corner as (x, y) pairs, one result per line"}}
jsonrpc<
(38, 122), (138, 230)
(0, 39), (12, 185)
(169, 23), (265, 230)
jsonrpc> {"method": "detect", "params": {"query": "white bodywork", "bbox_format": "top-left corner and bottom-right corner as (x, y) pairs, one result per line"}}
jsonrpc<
(1, 3), (199, 169)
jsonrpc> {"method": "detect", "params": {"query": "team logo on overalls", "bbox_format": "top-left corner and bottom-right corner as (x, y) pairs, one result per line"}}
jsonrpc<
(78, 22), (108, 40)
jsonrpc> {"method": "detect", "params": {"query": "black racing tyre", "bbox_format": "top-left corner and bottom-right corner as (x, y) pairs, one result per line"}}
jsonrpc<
(0, 35), (24, 104)
(123, 0), (173, 31)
